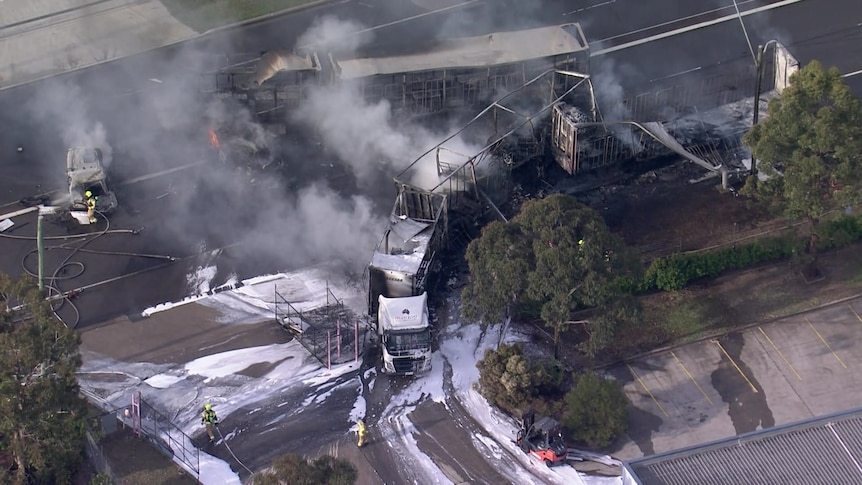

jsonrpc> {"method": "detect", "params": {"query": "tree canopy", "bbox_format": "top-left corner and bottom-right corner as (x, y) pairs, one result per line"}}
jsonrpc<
(563, 372), (629, 448)
(476, 343), (549, 414)
(253, 453), (357, 485)
(744, 60), (862, 261)
(463, 194), (642, 355)
(0, 274), (86, 484)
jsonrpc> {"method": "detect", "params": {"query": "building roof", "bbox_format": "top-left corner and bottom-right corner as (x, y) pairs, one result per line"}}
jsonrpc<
(624, 407), (862, 485)
(335, 23), (589, 79)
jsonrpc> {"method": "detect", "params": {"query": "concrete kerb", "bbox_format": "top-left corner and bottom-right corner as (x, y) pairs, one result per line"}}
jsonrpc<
(596, 291), (862, 372)
(0, 0), (345, 93)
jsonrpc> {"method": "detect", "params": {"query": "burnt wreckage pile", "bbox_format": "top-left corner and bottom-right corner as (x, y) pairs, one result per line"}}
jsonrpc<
(201, 23), (799, 334)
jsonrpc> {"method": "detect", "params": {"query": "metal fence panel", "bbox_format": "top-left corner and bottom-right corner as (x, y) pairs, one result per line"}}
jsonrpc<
(137, 397), (200, 477)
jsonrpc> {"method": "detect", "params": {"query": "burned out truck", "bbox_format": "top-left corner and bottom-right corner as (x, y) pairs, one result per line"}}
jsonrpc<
(66, 147), (117, 214)
(368, 185), (447, 376)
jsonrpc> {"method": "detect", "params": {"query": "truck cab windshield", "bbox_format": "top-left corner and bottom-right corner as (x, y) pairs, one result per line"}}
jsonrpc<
(385, 329), (431, 353)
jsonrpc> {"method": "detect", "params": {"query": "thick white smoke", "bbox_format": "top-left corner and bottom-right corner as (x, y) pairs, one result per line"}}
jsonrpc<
(296, 16), (372, 54)
(25, 80), (113, 166)
(292, 17), (483, 191)
(251, 183), (382, 271)
(589, 55), (644, 152)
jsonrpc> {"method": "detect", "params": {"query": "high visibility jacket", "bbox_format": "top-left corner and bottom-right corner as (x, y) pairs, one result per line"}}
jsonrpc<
(86, 197), (96, 209)
(357, 421), (366, 435)
(201, 409), (218, 424)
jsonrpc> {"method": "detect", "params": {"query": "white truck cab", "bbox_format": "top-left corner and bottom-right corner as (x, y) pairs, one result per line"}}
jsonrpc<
(377, 292), (432, 375)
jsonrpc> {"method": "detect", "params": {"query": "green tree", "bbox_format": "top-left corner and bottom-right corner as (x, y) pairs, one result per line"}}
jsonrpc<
(462, 221), (532, 324)
(564, 372), (629, 448)
(0, 274), (87, 484)
(253, 453), (357, 485)
(463, 194), (642, 356)
(475, 343), (547, 415)
(744, 60), (862, 269)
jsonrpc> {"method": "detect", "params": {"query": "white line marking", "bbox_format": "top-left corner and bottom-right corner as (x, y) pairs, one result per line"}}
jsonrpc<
(844, 69), (862, 78)
(650, 66), (702, 83)
(596, 0), (760, 43)
(564, 0), (616, 16)
(591, 0), (808, 57)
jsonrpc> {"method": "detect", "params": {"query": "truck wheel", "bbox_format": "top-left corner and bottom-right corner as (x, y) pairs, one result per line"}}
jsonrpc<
(544, 459), (552, 468)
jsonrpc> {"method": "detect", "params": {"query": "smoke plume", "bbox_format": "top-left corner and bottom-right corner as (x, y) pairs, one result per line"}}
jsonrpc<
(26, 80), (114, 166)
(292, 16), (483, 191)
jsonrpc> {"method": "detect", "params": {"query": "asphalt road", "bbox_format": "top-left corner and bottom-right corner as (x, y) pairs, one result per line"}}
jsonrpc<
(2, 1), (862, 480)
(2, 0), (858, 323)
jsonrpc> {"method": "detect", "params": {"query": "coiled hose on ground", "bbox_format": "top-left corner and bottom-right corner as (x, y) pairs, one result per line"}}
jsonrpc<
(1, 210), (176, 328)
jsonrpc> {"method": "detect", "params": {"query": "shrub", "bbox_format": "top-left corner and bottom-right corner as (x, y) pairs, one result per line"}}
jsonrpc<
(641, 233), (801, 291)
(821, 215), (862, 249)
(637, 215), (862, 293)
(254, 453), (357, 485)
(564, 373), (629, 448)
(476, 343), (547, 415)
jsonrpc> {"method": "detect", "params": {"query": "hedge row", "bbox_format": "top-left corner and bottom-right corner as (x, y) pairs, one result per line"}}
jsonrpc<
(636, 215), (862, 292)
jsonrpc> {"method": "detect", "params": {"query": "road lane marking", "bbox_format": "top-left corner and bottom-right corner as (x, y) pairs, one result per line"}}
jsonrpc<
(758, 327), (803, 381)
(627, 363), (669, 417)
(591, 0), (807, 57)
(116, 161), (208, 187)
(844, 69), (862, 78)
(671, 351), (713, 405)
(593, 0), (763, 44)
(564, 0), (616, 16)
(711, 339), (758, 393)
(805, 317), (847, 368)
(649, 66), (702, 83)
(849, 304), (862, 323)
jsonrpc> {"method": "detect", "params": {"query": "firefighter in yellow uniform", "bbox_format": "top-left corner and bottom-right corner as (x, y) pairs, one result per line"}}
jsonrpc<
(85, 190), (97, 224)
(357, 418), (367, 448)
(201, 403), (219, 442)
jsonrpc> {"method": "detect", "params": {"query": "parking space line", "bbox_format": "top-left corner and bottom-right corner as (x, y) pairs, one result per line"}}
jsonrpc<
(711, 340), (758, 393)
(805, 317), (848, 369)
(626, 364), (669, 417)
(670, 351), (713, 405)
(757, 327), (803, 381)
(848, 304), (862, 324)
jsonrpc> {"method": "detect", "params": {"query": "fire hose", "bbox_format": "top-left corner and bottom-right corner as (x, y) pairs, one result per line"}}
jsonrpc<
(216, 426), (255, 476)
(2, 210), (177, 328)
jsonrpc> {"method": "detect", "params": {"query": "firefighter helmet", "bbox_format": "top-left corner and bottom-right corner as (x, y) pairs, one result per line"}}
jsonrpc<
(85, 190), (93, 198)
(204, 403), (212, 410)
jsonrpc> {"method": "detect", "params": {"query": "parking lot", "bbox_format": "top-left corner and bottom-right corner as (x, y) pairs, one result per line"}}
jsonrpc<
(611, 297), (862, 460)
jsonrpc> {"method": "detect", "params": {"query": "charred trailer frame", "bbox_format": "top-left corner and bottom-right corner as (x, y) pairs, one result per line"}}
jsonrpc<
(367, 184), (447, 376)
(336, 23), (590, 118)
(201, 50), (324, 122)
(368, 184), (448, 317)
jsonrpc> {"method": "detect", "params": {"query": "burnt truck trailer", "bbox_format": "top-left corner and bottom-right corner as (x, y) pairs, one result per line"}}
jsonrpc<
(205, 22), (590, 122)
(368, 185), (448, 375)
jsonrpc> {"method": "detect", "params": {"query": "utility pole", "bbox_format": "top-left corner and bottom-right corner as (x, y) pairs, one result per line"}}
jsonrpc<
(37, 210), (44, 291)
(751, 44), (765, 178)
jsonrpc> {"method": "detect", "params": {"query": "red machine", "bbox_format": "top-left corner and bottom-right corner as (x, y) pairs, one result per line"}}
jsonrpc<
(515, 412), (568, 467)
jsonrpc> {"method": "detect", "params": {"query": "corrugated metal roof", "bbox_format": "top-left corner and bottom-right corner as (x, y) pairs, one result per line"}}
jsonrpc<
(336, 23), (588, 79)
(626, 407), (862, 485)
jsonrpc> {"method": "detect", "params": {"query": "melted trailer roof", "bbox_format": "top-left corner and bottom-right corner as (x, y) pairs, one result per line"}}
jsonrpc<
(336, 23), (588, 79)
(247, 50), (319, 87)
